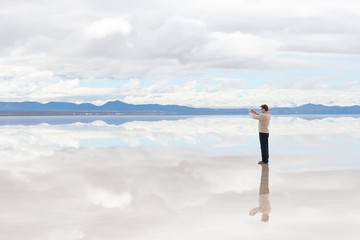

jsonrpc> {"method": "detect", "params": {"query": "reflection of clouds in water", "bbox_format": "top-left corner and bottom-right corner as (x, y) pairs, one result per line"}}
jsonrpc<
(1, 116), (359, 172)
(0, 144), (260, 239)
(270, 168), (360, 239)
(1, 116), (360, 239)
(1, 116), (359, 150)
(87, 188), (132, 208)
(1, 145), (359, 239)
(271, 117), (360, 150)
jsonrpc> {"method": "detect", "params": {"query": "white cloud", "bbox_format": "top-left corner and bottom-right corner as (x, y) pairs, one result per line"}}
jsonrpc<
(263, 76), (360, 91)
(139, 16), (209, 63)
(87, 189), (132, 208)
(120, 80), (360, 107)
(0, 0), (359, 106)
(199, 31), (281, 59)
(1, 74), (359, 107)
(1, 67), (54, 83)
(85, 17), (131, 39)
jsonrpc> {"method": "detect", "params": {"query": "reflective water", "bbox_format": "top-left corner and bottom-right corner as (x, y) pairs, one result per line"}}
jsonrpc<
(1, 115), (359, 239)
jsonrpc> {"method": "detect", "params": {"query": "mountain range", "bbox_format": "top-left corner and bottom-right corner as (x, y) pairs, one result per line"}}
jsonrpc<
(0, 101), (359, 115)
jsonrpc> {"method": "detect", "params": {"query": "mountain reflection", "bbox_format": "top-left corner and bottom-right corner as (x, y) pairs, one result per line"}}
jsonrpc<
(249, 164), (271, 222)
(0, 115), (192, 126)
(1, 114), (358, 126)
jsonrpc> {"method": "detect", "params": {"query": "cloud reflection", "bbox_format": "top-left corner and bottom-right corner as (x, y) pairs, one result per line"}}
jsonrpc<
(0, 115), (360, 239)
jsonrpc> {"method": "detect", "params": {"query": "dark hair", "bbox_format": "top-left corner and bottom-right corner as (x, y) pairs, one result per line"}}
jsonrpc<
(261, 104), (269, 111)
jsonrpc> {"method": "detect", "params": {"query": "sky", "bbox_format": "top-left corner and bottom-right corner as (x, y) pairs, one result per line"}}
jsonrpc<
(0, 0), (360, 108)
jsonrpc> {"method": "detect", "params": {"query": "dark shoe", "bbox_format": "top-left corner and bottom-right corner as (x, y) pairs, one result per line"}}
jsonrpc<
(258, 161), (268, 165)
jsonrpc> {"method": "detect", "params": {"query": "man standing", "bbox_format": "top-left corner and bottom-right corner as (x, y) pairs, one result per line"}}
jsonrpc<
(249, 104), (271, 164)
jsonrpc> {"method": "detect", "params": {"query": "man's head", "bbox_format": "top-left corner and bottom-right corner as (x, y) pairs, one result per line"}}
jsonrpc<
(260, 104), (269, 113)
(261, 213), (269, 222)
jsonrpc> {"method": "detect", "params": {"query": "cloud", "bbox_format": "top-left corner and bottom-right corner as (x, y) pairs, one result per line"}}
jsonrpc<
(85, 18), (131, 39)
(263, 75), (360, 91)
(0, 0), (359, 106)
(199, 31), (281, 59)
(138, 16), (209, 62)
(0, 71), (359, 107)
(87, 189), (132, 208)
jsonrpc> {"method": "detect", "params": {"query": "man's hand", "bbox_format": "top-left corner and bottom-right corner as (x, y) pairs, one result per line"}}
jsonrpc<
(251, 109), (260, 115)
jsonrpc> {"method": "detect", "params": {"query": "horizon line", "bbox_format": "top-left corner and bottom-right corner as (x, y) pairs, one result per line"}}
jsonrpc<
(0, 100), (359, 109)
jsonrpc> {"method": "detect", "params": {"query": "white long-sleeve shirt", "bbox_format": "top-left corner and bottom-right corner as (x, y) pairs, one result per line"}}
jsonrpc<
(249, 113), (271, 133)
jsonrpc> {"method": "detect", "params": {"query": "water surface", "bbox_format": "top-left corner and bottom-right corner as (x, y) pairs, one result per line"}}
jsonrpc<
(1, 115), (359, 239)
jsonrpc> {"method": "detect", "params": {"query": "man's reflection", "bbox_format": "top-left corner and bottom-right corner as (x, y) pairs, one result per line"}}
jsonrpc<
(249, 164), (271, 222)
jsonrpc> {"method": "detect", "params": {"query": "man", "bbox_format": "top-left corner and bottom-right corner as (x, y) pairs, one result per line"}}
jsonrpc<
(249, 104), (271, 165)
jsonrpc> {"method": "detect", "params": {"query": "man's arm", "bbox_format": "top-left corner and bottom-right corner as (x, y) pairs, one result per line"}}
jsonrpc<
(249, 113), (261, 120)
(249, 207), (259, 216)
(249, 110), (261, 119)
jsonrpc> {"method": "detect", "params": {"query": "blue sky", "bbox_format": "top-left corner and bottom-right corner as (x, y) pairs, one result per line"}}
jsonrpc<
(0, 0), (359, 107)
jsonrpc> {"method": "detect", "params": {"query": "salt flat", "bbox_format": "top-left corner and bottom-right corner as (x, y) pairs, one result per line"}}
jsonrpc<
(0, 115), (359, 239)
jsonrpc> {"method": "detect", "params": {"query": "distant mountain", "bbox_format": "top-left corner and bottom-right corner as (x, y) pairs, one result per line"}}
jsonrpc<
(271, 103), (360, 114)
(0, 100), (241, 114)
(0, 101), (359, 115)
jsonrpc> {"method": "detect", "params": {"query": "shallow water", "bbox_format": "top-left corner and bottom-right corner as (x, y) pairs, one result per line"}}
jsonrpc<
(0, 115), (359, 239)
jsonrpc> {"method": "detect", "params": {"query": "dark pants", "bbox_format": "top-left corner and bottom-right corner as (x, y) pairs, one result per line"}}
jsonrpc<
(259, 133), (269, 163)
